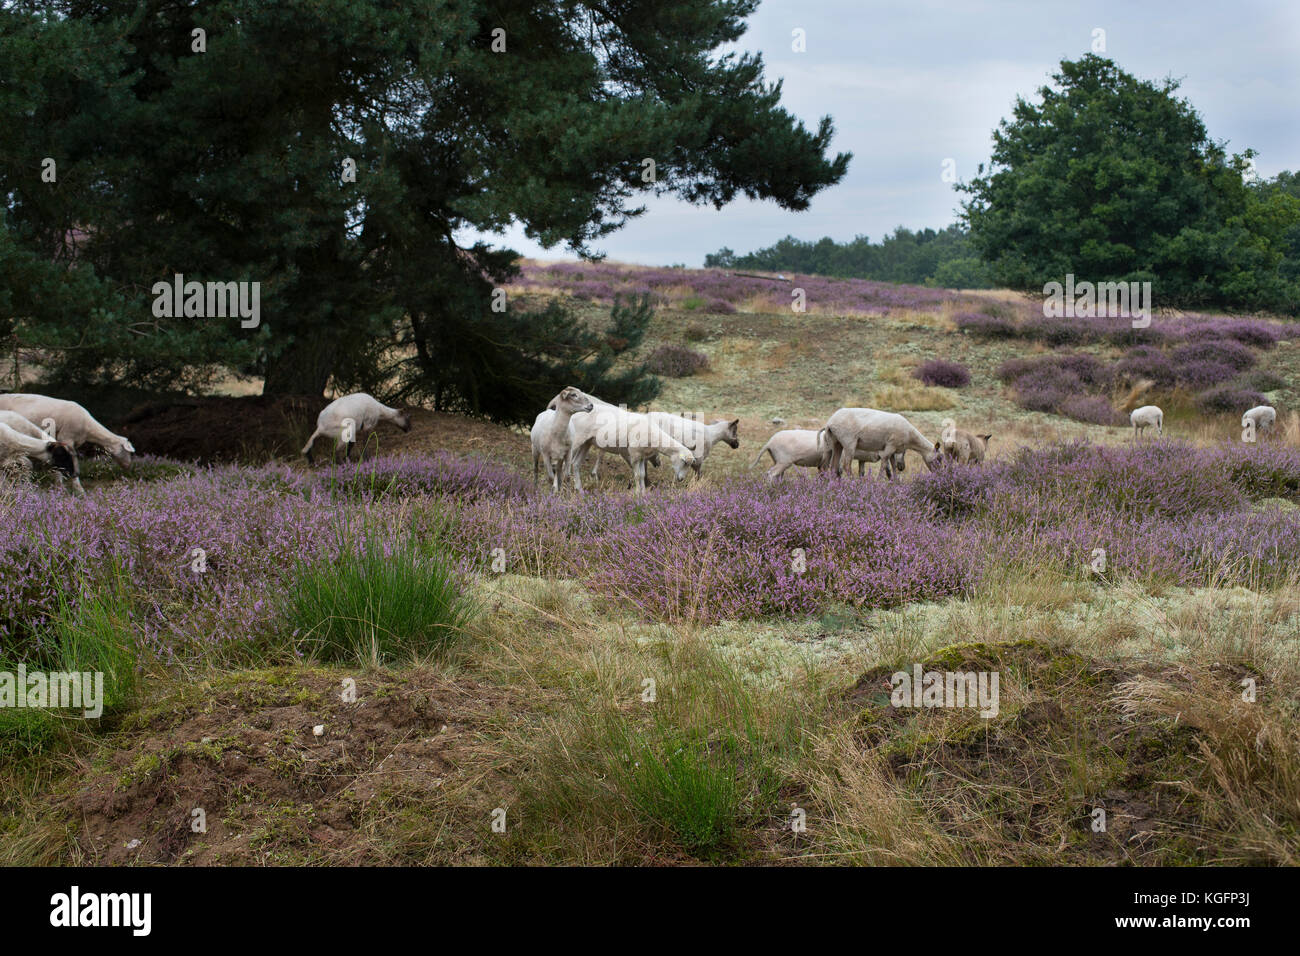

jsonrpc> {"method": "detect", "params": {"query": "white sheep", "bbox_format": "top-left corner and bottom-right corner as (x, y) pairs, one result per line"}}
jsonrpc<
(531, 387), (595, 491)
(647, 411), (739, 478)
(0, 411), (83, 495)
(1130, 404), (1163, 440)
(0, 394), (134, 469)
(549, 392), (653, 478)
(819, 407), (940, 479)
(0, 421), (79, 489)
(751, 429), (828, 480)
(1241, 404), (1276, 438)
(567, 405), (696, 495)
(936, 427), (992, 465)
(302, 393), (411, 464)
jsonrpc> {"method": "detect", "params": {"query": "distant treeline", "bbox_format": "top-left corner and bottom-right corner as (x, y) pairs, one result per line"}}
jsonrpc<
(704, 224), (995, 288)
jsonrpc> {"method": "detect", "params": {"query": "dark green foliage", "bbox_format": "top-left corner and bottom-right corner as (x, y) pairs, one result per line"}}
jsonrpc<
(1, 1), (848, 420)
(706, 224), (993, 287)
(960, 55), (1300, 315)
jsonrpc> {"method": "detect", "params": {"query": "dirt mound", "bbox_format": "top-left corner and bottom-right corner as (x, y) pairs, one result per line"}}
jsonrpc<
(63, 667), (519, 865)
(846, 639), (1256, 864)
(112, 395), (529, 467)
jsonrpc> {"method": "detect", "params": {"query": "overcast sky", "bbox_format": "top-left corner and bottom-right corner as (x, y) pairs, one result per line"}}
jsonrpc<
(460, 0), (1300, 268)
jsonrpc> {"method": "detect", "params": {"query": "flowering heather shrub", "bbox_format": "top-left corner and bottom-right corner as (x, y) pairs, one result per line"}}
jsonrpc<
(1195, 385), (1267, 414)
(997, 353), (1110, 387)
(999, 354), (1117, 423)
(954, 311), (1016, 338)
(582, 477), (980, 622)
(1114, 347), (1177, 388)
(7, 440), (1300, 660)
(646, 344), (711, 377)
(1172, 339), (1257, 371)
(913, 359), (970, 388)
(1180, 317), (1281, 349)
(1175, 360), (1239, 390)
(323, 452), (531, 502)
(1237, 369), (1288, 392)
(1057, 395), (1123, 426)
(513, 260), (954, 316)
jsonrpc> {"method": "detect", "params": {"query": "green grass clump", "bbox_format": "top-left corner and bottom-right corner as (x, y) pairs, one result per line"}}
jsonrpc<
(0, 587), (140, 758)
(278, 533), (476, 665)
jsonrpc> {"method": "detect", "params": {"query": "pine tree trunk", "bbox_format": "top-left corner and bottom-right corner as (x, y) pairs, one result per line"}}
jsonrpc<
(261, 335), (338, 397)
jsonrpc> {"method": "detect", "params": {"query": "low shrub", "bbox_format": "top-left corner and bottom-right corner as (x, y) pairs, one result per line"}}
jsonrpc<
(913, 359), (971, 388)
(1195, 385), (1267, 414)
(647, 345), (711, 377)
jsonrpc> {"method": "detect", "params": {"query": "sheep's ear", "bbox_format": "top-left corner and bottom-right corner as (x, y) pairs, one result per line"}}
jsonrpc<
(124, 440), (136, 452)
(934, 441), (942, 451)
(980, 434), (992, 442)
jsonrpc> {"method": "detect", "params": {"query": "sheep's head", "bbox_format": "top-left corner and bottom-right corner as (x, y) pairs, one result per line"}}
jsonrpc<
(921, 445), (941, 472)
(670, 452), (694, 481)
(111, 438), (134, 470)
(395, 410), (412, 432)
(46, 442), (77, 479)
(556, 387), (593, 415)
(721, 419), (740, 449)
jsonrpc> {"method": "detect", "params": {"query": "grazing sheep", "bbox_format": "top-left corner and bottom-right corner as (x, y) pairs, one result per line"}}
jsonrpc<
(647, 412), (739, 478)
(1130, 404), (1163, 440)
(819, 407), (940, 479)
(0, 411), (83, 495)
(0, 421), (79, 488)
(531, 387), (595, 491)
(752, 429), (827, 480)
(936, 428), (992, 465)
(1242, 404), (1276, 438)
(0, 394), (134, 469)
(302, 393), (411, 464)
(567, 405), (696, 495)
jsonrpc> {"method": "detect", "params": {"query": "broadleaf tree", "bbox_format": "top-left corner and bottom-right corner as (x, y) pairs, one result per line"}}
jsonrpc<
(959, 55), (1300, 316)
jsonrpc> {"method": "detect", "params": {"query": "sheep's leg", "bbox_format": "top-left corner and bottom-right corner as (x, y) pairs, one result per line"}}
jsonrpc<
(569, 441), (592, 492)
(592, 450), (601, 478)
(838, 435), (858, 478)
(768, 459), (792, 481)
(302, 429), (324, 464)
(634, 458), (647, 496)
(857, 459), (866, 477)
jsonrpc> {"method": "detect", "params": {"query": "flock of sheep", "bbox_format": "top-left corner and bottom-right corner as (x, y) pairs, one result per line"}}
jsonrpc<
(0, 393), (135, 495)
(0, 387), (1280, 498)
(529, 386), (993, 493)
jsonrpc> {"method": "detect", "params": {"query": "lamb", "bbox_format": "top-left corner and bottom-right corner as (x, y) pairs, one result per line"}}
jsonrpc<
(0, 394), (134, 469)
(819, 407), (940, 479)
(567, 405), (696, 495)
(0, 421), (79, 489)
(1242, 404), (1276, 438)
(531, 387), (595, 491)
(846, 446), (908, 478)
(0, 411), (83, 495)
(646, 412), (739, 478)
(302, 393), (411, 464)
(751, 429), (827, 480)
(936, 427), (992, 465)
(1130, 404), (1163, 440)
